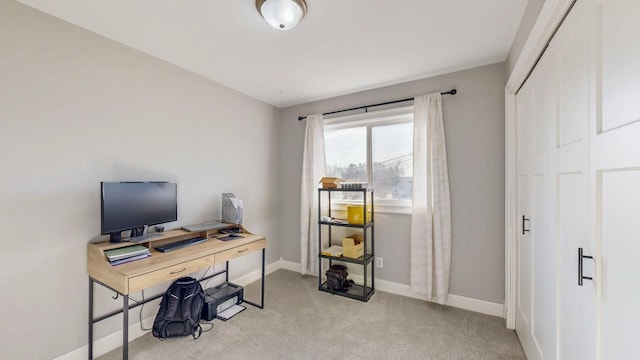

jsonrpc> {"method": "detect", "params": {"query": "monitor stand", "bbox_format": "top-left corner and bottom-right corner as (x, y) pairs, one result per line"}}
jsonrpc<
(109, 227), (144, 243)
(109, 233), (123, 243)
(130, 227), (145, 237)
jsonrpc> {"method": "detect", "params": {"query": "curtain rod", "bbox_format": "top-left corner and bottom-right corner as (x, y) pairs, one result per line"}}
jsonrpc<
(297, 89), (457, 121)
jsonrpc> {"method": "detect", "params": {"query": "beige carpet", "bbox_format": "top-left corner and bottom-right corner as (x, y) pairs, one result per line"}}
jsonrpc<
(100, 269), (525, 359)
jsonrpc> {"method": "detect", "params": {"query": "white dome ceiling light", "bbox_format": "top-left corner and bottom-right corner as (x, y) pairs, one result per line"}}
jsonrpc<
(256, 0), (307, 31)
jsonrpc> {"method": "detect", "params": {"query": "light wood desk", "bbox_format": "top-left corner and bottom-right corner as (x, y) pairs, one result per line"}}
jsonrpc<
(87, 227), (266, 360)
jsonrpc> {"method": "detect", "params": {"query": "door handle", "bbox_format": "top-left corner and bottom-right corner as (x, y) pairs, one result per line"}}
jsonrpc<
(522, 215), (530, 235)
(578, 247), (594, 286)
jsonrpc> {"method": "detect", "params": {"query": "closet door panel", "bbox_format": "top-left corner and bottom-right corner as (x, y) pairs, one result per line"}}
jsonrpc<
(595, 1), (640, 359)
(517, 81), (535, 162)
(557, 173), (593, 360)
(595, 122), (640, 170)
(600, 0), (640, 130)
(557, 13), (589, 148)
(517, 175), (532, 329)
(531, 174), (555, 358)
(600, 171), (640, 359)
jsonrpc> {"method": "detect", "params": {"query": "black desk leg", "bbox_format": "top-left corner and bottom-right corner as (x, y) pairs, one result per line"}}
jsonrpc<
(88, 279), (94, 360)
(260, 248), (265, 308)
(243, 248), (265, 309)
(123, 294), (129, 360)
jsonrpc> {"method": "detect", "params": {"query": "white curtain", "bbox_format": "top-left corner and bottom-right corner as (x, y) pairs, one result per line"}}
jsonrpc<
(410, 93), (452, 305)
(300, 114), (326, 276)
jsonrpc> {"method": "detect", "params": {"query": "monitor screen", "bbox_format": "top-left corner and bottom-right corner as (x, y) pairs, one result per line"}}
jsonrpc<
(101, 182), (177, 241)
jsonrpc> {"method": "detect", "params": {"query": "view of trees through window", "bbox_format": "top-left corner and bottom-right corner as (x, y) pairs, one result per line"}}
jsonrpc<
(325, 121), (413, 202)
(372, 122), (413, 199)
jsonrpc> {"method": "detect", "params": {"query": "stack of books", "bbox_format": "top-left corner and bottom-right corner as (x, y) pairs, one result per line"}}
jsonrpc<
(104, 245), (151, 266)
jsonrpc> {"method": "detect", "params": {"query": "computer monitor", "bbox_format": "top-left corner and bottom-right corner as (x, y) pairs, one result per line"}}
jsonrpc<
(101, 181), (177, 242)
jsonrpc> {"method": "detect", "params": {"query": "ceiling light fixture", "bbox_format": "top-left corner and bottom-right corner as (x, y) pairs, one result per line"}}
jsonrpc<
(256, 0), (307, 31)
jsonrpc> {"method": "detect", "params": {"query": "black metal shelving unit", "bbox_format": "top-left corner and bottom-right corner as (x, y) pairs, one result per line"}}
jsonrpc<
(318, 188), (375, 302)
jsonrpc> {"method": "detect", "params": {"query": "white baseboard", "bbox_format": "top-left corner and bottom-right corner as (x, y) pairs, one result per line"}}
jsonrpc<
(231, 258), (281, 286)
(278, 258), (301, 273)
(57, 259), (504, 359)
(55, 318), (154, 360)
(372, 277), (504, 318)
(445, 293), (504, 318)
(315, 265), (504, 318)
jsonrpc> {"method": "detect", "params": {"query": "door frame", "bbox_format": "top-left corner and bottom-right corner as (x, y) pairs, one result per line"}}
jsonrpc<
(505, 0), (576, 329)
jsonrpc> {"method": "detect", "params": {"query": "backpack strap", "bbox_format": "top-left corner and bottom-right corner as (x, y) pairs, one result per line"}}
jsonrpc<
(160, 288), (183, 339)
(181, 289), (196, 338)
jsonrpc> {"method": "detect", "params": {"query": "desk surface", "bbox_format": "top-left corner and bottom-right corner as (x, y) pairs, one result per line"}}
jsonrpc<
(88, 229), (266, 295)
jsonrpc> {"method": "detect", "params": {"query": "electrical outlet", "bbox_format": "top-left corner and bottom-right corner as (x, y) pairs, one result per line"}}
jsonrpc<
(376, 257), (383, 268)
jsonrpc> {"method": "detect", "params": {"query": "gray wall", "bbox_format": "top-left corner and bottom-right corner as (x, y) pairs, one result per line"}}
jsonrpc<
(507, 0), (546, 75)
(0, 2), (280, 358)
(1, 1), (519, 358)
(279, 63), (507, 303)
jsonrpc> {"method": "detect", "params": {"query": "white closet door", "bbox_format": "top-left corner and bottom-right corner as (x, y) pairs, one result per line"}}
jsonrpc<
(512, 0), (640, 358)
(515, 40), (556, 360)
(594, 0), (640, 358)
(552, 1), (595, 359)
(516, 87), (535, 355)
(515, 2), (595, 358)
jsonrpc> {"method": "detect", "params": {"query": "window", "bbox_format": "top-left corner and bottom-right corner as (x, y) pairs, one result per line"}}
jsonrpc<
(324, 106), (413, 210)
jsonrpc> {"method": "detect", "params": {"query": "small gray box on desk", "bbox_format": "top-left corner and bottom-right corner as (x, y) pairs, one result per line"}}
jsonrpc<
(201, 282), (244, 321)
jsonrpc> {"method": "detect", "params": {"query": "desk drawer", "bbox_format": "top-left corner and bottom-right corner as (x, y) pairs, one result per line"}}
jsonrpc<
(128, 254), (215, 293)
(216, 239), (266, 263)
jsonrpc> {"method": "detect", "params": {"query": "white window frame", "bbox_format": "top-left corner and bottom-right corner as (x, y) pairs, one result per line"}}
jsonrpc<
(324, 105), (413, 214)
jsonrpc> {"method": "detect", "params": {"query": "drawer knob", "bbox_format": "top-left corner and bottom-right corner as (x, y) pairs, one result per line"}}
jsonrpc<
(238, 248), (249, 253)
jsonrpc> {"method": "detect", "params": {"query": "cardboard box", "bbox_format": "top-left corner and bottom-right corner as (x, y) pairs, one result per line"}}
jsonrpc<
(319, 177), (343, 189)
(342, 234), (364, 259)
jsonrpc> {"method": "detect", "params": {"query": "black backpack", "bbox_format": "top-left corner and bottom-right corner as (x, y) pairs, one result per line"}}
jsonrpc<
(152, 277), (205, 340)
(326, 264), (352, 292)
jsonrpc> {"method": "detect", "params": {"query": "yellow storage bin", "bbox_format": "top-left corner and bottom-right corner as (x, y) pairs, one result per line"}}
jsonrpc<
(346, 205), (371, 224)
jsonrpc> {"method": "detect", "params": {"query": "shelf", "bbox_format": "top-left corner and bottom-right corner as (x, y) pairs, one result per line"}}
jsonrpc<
(319, 253), (374, 265)
(319, 221), (374, 228)
(319, 281), (375, 302)
(318, 188), (374, 193)
(318, 187), (374, 302)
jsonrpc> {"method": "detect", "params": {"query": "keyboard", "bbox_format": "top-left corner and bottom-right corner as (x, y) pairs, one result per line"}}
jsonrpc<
(154, 237), (207, 253)
(129, 233), (162, 243)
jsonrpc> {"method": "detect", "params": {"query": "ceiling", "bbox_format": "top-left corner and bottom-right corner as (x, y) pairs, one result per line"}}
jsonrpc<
(18, 0), (528, 108)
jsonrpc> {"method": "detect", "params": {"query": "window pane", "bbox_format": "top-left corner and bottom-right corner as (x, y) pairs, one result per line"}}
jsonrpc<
(325, 126), (367, 201)
(325, 126), (367, 182)
(372, 123), (413, 200)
